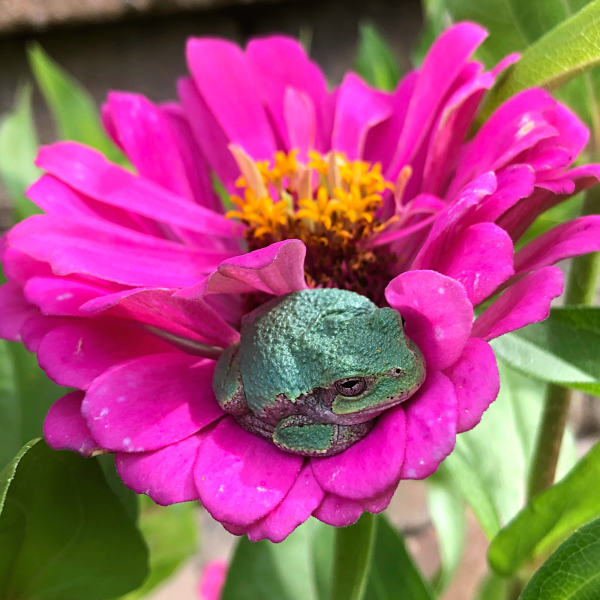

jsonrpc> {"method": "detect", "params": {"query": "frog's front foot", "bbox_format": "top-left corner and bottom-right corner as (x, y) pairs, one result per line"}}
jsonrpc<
(272, 415), (374, 457)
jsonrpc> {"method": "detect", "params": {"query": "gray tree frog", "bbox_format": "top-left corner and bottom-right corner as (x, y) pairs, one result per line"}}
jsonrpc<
(212, 288), (426, 457)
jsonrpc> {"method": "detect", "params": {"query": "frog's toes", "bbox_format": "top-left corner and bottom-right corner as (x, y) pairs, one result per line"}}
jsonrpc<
(273, 416), (374, 457)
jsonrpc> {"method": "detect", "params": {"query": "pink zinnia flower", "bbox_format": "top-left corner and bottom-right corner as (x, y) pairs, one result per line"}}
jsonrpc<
(2, 22), (600, 542)
(198, 560), (227, 600)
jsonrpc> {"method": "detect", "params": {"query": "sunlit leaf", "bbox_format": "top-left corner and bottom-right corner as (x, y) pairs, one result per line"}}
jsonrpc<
(520, 517), (600, 600)
(489, 440), (600, 577)
(443, 0), (599, 131)
(331, 513), (377, 600)
(28, 43), (125, 164)
(222, 519), (323, 600)
(427, 469), (466, 593)
(443, 362), (576, 539)
(0, 440), (148, 600)
(0, 84), (41, 220)
(491, 307), (600, 397)
(482, 0), (600, 117)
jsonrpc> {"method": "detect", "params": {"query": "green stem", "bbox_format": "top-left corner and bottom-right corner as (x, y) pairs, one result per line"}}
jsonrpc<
(526, 185), (600, 501)
(330, 512), (378, 600)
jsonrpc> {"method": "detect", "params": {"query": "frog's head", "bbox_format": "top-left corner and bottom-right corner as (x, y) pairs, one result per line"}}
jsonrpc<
(312, 304), (426, 424)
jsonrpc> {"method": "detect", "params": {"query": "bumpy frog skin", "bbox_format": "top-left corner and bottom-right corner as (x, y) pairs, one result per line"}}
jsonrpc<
(213, 288), (426, 457)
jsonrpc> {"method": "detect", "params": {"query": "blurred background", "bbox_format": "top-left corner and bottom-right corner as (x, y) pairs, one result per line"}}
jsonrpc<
(1, 1), (599, 599)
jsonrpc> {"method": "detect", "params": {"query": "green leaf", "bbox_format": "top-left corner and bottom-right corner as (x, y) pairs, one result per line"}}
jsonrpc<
(442, 0), (600, 131)
(427, 468), (466, 593)
(413, 0), (453, 66)
(489, 440), (600, 577)
(519, 517), (600, 600)
(312, 522), (334, 600)
(490, 307), (600, 397)
(8, 341), (67, 447)
(28, 43), (125, 164)
(97, 455), (139, 523)
(0, 341), (19, 472)
(355, 23), (402, 91)
(0, 84), (42, 220)
(443, 362), (576, 539)
(364, 515), (434, 600)
(475, 573), (508, 600)
(222, 519), (324, 600)
(331, 512), (377, 600)
(0, 439), (148, 599)
(483, 1), (600, 117)
(121, 497), (198, 599)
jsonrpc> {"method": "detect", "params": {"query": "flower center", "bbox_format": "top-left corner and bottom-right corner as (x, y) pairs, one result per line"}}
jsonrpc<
(226, 147), (401, 305)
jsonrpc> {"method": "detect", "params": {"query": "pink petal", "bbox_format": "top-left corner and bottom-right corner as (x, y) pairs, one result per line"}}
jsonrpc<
(363, 71), (418, 174)
(332, 73), (391, 160)
(35, 142), (241, 239)
(44, 391), (101, 457)
(195, 417), (303, 527)
(37, 320), (180, 389)
(9, 214), (230, 288)
(386, 270), (473, 370)
(447, 89), (557, 197)
(0, 281), (39, 342)
(400, 371), (457, 480)
(514, 216), (600, 277)
(421, 71), (494, 196)
(498, 165), (600, 242)
(312, 493), (364, 527)
(388, 23), (488, 176)
(412, 172), (497, 271)
(436, 222), (514, 305)
(178, 78), (240, 192)
(82, 354), (224, 452)
(246, 463), (324, 543)
(177, 240), (307, 300)
(20, 315), (73, 352)
(24, 276), (112, 316)
(311, 404), (407, 499)
(443, 338), (499, 433)
(186, 38), (276, 160)
(116, 431), (208, 505)
(81, 287), (239, 348)
(361, 486), (396, 513)
(472, 266), (564, 341)
(27, 174), (162, 236)
(2, 247), (53, 285)
(160, 103), (223, 214)
(198, 560), (228, 600)
(284, 88), (316, 159)
(246, 36), (329, 151)
(105, 92), (195, 201)
(462, 164), (535, 226)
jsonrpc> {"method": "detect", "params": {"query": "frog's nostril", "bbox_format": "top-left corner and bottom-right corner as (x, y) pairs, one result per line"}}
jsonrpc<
(393, 368), (404, 377)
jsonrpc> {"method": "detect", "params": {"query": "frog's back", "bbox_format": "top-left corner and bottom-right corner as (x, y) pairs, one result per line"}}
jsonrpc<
(239, 289), (376, 410)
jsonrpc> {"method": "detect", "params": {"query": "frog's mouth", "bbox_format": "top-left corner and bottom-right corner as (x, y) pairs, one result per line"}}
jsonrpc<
(234, 411), (375, 457)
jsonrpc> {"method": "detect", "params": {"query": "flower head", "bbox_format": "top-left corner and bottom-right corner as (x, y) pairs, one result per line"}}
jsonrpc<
(3, 23), (600, 542)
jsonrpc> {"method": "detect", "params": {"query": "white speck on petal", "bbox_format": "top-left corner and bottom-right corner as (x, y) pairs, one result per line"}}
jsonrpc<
(435, 326), (444, 339)
(123, 437), (132, 446)
(56, 293), (73, 301)
(438, 287), (445, 294)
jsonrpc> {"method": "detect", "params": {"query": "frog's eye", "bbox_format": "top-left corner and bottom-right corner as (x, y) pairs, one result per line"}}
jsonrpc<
(334, 377), (367, 397)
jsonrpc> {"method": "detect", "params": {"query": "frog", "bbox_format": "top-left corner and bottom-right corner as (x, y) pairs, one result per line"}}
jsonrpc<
(212, 288), (426, 457)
